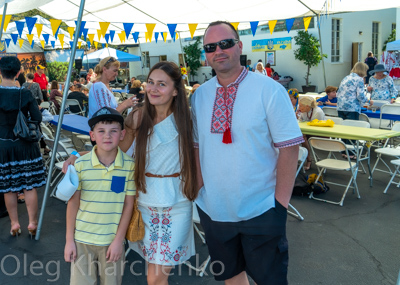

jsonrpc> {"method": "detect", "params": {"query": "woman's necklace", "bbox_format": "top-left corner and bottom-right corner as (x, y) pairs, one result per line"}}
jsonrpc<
(307, 108), (314, 121)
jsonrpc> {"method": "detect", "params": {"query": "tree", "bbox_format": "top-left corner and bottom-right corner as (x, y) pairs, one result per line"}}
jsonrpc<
(293, 30), (326, 86)
(183, 37), (202, 81)
(47, 61), (69, 82)
(382, 29), (396, 51)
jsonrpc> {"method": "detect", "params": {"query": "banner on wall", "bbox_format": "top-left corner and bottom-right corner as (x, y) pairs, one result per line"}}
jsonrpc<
(251, 37), (292, 52)
(17, 53), (47, 73)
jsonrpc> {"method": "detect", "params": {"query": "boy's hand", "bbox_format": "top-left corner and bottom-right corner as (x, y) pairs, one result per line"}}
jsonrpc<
(317, 101), (323, 106)
(106, 240), (123, 263)
(64, 241), (77, 262)
(62, 155), (79, 173)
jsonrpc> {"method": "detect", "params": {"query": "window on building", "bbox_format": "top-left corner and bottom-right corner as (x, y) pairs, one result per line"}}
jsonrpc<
(392, 23), (396, 32)
(160, 55), (167, 61)
(331, 19), (341, 63)
(372, 22), (379, 56)
(142, 51), (150, 68)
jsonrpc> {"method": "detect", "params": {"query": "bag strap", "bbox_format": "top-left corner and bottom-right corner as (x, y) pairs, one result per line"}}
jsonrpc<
(18, 88), (22, 111)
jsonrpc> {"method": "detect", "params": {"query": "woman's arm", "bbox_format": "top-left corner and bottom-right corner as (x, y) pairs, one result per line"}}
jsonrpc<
(27, 92), (42, 123)
(119, 109), (140, 152)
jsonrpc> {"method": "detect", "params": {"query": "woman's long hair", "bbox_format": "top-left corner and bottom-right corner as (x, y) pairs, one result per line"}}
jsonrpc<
(132, 61), (198, 201)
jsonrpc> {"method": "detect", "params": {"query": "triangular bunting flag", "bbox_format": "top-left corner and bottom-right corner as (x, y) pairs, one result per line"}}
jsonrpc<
(285, 18), (295, 33)
(0, 15), (11, 32)
(162, 32), (167, 43)
(26, 34), (34, 45)
(303, 17), (312, 31)
(176, 32), (179, 40)
(74, 20), (86, 38)
(132, 32), (139, 43)
(54, 26), (60, 40)
(59, 34), (65, 49)
(145, 32), (148, 42)
(87, 41), (91, 49)
(35, 23), (43, 38)
(25, 17), (37, 34)
(123, 23), (134, 39)
(121, 31), (126, 43)
(97, 29), (102, 41)
(87, 34), (94, 44)
(104, 34), (110, 44)
(99, 22), (110, 37)
(50, 19), (62, 36)
(50, 40), (55, 49)
(69, 41), (74, 47)
(102, 43), (105, 48)
(268, 20), (277, 34)
(11, 34), (18, 45)
(146, 24), (156, 41)
(94, 41), (98, 49)
(109, 30), (115, 42)
(18, 39), (24, 48)
(167, 24), (177, 41)
(5, 38), (10, 47)
(154, 32), (159, 43)
(118, 32), (125, 43)
(15, 21), (25, 37)
(188, 23), (197, 39)
(42, 34), (50, 45)
(82, 28), (88, 41)
(230, 22), (239, 30)
(77, 41), (82, 49)
(106, 44), (108, 48)
(250, 21), (259, 37)
(30, 40), (35, 49)
(40, 40), (45, 49)
(68, 27), (75, 40)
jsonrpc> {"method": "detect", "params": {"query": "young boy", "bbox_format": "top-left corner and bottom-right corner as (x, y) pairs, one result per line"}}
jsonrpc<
(317, 86), (338, 106)
(64, 107), (135, 285)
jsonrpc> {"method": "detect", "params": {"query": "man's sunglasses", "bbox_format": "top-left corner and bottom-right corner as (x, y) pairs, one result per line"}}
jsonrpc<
(203, 39), (239, 53)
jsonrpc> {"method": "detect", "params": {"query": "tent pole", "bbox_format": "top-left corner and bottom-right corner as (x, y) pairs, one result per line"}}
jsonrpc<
(138, 38), (144, 75)
(36, 0), (87, 240)
(0, 3), (8, 41)
(178, 32), (189, 85)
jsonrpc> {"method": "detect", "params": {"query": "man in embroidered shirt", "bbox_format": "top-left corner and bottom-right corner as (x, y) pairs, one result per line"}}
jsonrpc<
(33, 65), (49, 102)
(191, 21), (304, 285)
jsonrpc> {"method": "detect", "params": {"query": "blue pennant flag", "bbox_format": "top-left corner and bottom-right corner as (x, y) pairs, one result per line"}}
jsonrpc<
(5, 38), (11, 47)
(161, 32), (166, 42)
(154, 32), (159, 43)
(250, 21), (259, 36)
(42, 34), (50, 44)
(102, 43), (105, 48)
(74, 20), (86, 38)
(109, 30), (115, 42)
(11, 34), (18, 45)
(30, 40), (35, 49)
(82, 28), (88, 41)
(104, 34), (110, 44)
(54, 26), (60, 40)
(25, 17), (37, 34)
(87, 41), (91, 49)
(132, 32), (139, 43)
(15, 21), (25, 37)
(167, 24), (177, 41)
(123, 23), (134, 39)
(69, 41), (74, 47)
(285, 18), (295, 33)
(50, 41), (55, 49)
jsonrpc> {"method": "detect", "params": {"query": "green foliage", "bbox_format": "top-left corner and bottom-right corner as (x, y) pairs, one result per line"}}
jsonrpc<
(47, 62), (69, 82)
(293, 30), (326, 86)
(382, 29), (396, 51)
(183, 37), (202, 79)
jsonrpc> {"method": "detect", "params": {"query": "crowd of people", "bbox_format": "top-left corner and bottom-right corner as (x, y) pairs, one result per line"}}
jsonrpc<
(1, 20), (400, 285)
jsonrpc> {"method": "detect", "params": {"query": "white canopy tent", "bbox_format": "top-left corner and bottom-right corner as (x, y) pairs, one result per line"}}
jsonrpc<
(387, 40), (400, 51)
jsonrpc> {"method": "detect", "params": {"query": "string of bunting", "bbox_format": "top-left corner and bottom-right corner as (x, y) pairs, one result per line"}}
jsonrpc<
(0, 15), (313, 49)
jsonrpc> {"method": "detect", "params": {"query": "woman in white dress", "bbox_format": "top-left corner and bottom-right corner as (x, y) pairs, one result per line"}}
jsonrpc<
(254, 62), (267, 76)
(121, 61), (198, 285)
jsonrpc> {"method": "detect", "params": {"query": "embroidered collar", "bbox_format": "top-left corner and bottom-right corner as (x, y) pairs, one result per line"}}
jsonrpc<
(210, 67), (248, 144)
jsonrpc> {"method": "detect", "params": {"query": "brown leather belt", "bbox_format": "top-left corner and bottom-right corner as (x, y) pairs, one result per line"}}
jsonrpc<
(145, 172), (180, 178)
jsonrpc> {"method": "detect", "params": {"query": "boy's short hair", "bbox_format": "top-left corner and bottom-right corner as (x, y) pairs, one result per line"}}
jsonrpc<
(325, 86), (338, 94)
(88, 107), (124, 130)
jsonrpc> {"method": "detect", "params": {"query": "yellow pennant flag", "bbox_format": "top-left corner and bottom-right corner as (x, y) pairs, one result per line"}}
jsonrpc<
(106, 44), (108, 48)
(144, 32), (148, 43)
(40, 40), (45, 49)
(188, 23), (197, 39)
(50, 19), (62, 36)
(77, 41), (82, 49)
(121, 31), (126, 43)
(97, 29), (102, 41)
(26, 34), (34, 45)
(18, 39), (24, 48)
(162, 32), (167, 43)
(35, 24), (43, 38)
(230, 22), (239, 30)
(99, 22), (110, 37)
(59, 34), (65, 49)
(118, 32), (124, 43)
(87, 34), (95, 44)
(94, 41), (98, 49)
(67, 27), (75, 39)
(146, 23), (156, 41)
(303, 17), (312, 31)
(268, 20), (277, 34)
(175, 32), (179, 40)
(0, 15), (11, 32)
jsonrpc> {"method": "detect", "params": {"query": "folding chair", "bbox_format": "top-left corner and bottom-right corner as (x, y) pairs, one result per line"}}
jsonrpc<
(359, 113), (370, 124)
(383, 159), (400, 194)
(40, 123), (74, 148)
(65, 99), (85, 116)
(183, 204), (211, 277)
(379, 104), (400, 129)
(308, 137), (360, 206)
(40, 102), (50, 109)
(322, 106), (338, 117)
(288, 146), (307, 221)
(326, 116), (343, 125)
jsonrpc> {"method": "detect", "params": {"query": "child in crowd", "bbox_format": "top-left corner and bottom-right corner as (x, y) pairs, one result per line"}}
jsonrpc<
(64, 107), (135, 285)
(317, 86), (338, 106)
(288, 88), (299, 112)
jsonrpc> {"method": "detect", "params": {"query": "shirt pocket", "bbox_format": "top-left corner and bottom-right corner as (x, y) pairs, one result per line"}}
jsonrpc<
(110, 176), (125, 194)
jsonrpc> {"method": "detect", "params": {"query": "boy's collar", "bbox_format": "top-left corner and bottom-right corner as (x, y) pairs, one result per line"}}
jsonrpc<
(90, 146), (124, 169)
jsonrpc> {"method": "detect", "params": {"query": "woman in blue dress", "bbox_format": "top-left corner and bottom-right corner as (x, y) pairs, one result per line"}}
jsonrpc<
(367, 64), (398, 103)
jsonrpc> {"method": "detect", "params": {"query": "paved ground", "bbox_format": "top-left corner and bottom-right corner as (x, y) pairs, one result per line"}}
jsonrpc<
(1, 121), (400, 284)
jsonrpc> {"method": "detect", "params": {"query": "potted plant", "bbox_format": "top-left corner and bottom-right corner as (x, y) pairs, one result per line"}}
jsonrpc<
(183, 37), (202, 86)
(293, 30), (326, 93)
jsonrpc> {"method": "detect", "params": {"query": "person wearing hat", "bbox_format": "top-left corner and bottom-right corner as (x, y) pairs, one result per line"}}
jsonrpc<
(64, 106), (135, 285)
(33, 65), (49, 102)
(367, 64), (398, 103)
(67, 83), (88, 114)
